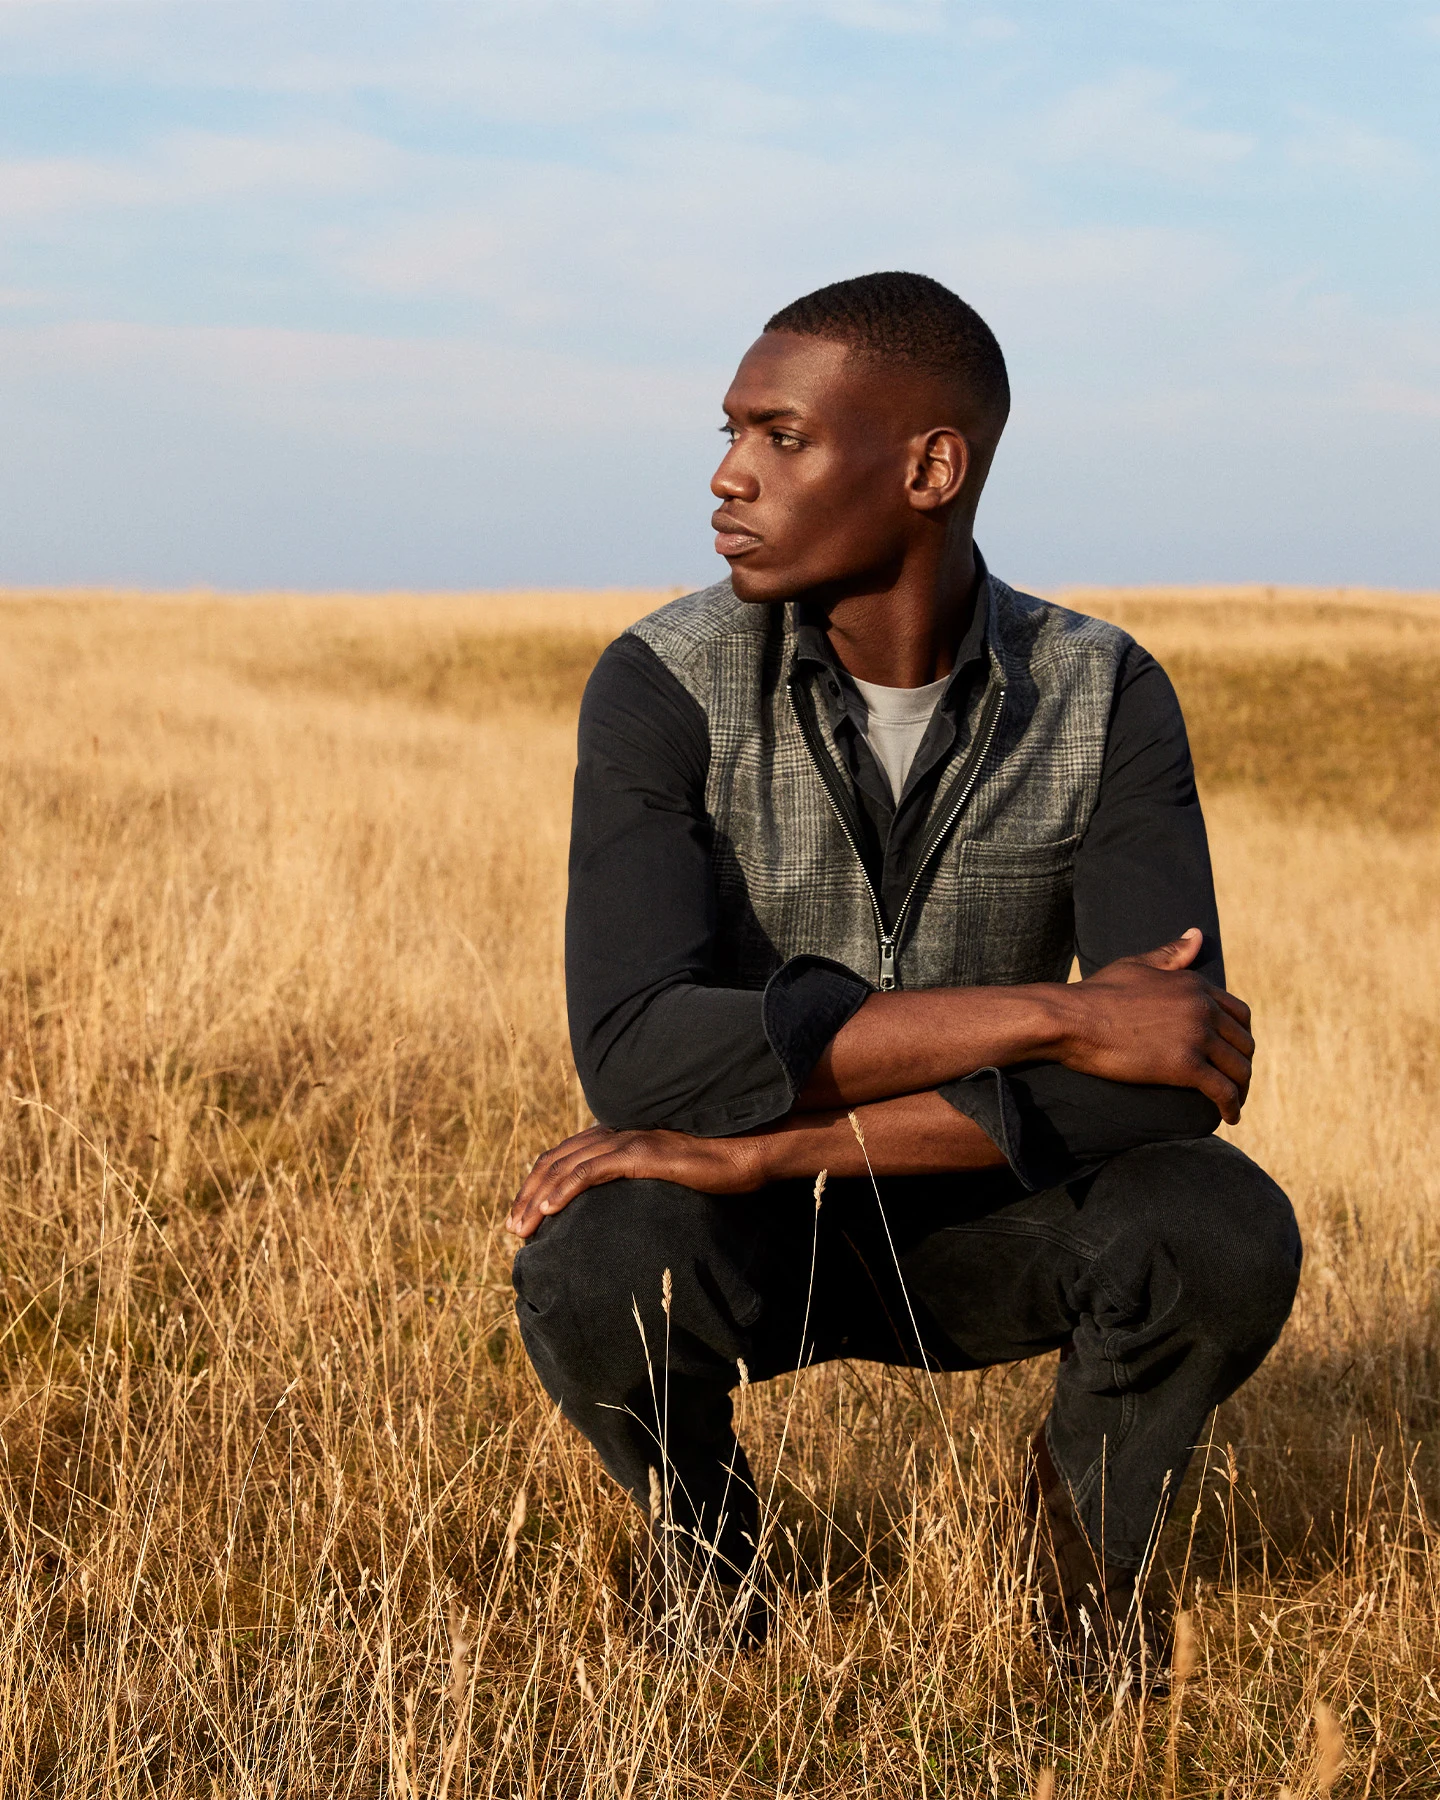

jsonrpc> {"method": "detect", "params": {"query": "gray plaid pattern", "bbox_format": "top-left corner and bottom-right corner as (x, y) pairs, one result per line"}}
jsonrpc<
(627, 573), (1130, 992)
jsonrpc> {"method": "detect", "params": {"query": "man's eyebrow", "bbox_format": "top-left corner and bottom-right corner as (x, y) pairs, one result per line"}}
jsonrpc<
(732, 405), (802, 423)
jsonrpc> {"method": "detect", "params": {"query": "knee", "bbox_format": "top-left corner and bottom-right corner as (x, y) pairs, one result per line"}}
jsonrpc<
(1103, 1137), (1302, 1353)
(512, 1178), (759, 1380)
(514, 1177), (701, 1326)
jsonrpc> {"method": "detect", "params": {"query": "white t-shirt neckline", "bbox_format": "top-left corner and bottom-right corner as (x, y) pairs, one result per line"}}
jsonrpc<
(847, 671), (949, 804)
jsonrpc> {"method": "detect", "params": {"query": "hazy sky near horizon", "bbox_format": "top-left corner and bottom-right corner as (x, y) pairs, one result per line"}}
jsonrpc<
(2, 0), (1437, 590)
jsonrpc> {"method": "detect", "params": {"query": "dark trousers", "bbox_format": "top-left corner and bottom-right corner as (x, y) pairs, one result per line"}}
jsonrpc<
(513, 1136), (1301, 1577)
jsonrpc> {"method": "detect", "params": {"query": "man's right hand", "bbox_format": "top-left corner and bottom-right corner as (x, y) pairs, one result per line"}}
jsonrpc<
(1052, 928), (1253, 1122)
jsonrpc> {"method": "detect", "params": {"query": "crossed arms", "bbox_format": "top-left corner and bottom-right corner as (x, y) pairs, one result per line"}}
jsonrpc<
(507, 929), (1252, 1235)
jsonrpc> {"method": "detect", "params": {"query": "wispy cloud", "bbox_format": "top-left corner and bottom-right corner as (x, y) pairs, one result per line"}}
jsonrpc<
(963, 223), (1235, 298)
(1036, 69), (1254, 179)
(0, 318), (714, 444)
(1356, 378), (1440, 418)
(733, 0), (948, 32)
(1284, 116), (1424, 182)
(0, 129), (400, 219)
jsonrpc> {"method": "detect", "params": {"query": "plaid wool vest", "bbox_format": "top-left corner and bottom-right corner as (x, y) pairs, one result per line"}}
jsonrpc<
(626, 572), (1131, 993)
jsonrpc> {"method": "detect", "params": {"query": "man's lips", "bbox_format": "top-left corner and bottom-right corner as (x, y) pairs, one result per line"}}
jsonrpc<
(711, 513), (763, 557)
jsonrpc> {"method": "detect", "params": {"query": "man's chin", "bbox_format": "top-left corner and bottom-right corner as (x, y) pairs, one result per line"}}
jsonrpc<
(724, 558), (805, 605)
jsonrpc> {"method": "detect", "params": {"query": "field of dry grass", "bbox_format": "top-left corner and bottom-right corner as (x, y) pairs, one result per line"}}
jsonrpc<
(0, 580), (1437, 1796)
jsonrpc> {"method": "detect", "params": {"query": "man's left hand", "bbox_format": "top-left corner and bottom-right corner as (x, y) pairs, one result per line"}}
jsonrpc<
(505, 1125), (767, 1239)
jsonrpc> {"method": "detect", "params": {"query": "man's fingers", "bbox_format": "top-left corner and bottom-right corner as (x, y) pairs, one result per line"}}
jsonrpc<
(506, 1170), (546, 1235)
(1204, 1037), (1252, 1093)
(507, 1164), (565, 1236)
(507, 1172), (572, 1238)
(508, 1171), (578, 1238)
(512, 1142), (640, 1237)
(529, 1125), (610, 1172)
(1212, 1008), (1255, 1059)
(506, 1194), (542, 1236)
(1211, 986), (1252, 1029)
(508, 1128), (618, 1233)
(533, 1149), (631, 1219)
(1193, 1063), (1243, 1125)
(1135, 926), (1204, 972)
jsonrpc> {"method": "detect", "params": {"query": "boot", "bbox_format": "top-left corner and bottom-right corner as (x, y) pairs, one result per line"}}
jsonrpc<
(1021, 1425), (1171, 1694)
(629, 1522), (770, 1656)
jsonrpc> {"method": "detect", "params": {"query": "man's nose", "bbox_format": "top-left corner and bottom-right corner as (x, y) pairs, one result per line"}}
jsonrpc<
(711, 449), (759, 504)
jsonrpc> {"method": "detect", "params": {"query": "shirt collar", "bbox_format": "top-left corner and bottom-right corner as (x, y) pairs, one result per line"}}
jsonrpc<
(790, 545), (993, 711)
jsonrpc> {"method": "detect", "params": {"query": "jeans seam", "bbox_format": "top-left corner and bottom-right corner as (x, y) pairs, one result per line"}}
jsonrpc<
(1055, 1254), (1145, 1520)
(933, 1217), (1101, 1262)
(1069, 1389), (1137, 1522)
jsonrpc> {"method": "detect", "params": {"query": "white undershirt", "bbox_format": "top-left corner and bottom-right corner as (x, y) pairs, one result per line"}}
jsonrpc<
(849, 672), (949, 804)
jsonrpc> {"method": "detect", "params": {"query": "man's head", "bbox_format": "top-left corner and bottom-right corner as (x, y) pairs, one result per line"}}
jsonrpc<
(712, 271), (1009, 604)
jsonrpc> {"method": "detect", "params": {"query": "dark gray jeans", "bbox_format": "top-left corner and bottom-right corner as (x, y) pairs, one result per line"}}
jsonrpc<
(513, 1136), (1300, 1576)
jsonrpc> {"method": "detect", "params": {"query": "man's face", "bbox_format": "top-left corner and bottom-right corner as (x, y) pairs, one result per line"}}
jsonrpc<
(710, 331), (935, 604)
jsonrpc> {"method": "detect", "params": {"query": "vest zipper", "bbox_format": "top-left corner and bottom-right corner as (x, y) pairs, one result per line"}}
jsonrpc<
(787, 679), (892, 976)
(788, 673), (1007, 991)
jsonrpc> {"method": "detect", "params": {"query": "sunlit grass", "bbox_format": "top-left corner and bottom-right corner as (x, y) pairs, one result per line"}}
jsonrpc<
(0, 583), (1436, 1793)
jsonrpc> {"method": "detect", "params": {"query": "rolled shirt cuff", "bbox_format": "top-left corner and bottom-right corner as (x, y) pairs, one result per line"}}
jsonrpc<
(938, 1065), (1078, 1193)
(761, 954), (873, 1100)
(944, 1060), (1226, 1191)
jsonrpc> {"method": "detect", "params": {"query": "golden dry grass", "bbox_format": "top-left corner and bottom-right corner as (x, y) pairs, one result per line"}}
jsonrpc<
(0, 581), (1437, 1795)
(1061, 587), (1440, 833)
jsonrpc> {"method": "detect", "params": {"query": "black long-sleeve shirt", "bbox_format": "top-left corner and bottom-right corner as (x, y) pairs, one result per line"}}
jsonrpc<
(565, 598), (1224, 1190)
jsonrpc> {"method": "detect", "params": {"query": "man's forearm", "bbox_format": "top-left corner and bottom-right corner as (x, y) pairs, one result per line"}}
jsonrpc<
(796, 984), (1066, 1110)
(505, 1089), (1007, 1237)
(796, 930), (1253, 1124)
(743, 1089), (1008, 1182)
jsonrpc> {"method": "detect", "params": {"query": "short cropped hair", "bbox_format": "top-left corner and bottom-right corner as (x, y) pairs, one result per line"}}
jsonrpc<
(765, 271), (1009, 429)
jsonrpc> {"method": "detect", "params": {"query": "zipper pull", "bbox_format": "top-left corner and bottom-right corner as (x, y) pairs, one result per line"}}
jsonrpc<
(878, 938), (896, 991)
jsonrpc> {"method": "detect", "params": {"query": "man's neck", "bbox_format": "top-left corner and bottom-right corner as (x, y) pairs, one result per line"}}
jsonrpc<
(816, 534), (978, 689)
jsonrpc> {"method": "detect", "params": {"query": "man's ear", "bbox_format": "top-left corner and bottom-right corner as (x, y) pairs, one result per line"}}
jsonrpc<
(907, 427), (970, 512)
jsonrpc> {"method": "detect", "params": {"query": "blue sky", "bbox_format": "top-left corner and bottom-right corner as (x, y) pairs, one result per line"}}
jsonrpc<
(1, 0), (1437, 590)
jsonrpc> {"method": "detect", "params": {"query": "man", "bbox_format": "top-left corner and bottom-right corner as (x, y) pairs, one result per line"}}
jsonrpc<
(507, 272), (1300, 1681)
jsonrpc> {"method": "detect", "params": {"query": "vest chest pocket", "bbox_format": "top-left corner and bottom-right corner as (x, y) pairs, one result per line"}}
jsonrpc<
(946, 834), (1082, 986)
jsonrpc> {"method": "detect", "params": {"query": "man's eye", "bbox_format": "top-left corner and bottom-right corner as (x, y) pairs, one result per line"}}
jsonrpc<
(771, 431), (802, 449)
(718, 424), (738, 442)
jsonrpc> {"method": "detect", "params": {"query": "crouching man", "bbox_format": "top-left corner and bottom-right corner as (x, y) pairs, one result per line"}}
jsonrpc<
(507, 272), (1301, 1683)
